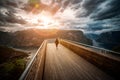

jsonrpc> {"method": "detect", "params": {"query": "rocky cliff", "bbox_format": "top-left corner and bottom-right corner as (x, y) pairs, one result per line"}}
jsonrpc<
(96, 30), (120, 52)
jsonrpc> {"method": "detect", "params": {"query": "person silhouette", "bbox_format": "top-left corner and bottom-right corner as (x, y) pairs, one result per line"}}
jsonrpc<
(55, 38), (59, 48)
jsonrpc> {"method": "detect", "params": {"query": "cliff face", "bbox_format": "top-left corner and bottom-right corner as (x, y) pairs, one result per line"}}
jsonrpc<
(0, 29), (92, 48)
(96, 31), (120, 44)
(96, 31), (120, 51)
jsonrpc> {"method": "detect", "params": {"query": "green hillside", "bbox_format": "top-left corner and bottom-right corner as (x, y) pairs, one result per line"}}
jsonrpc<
(0, 45), (28, 80)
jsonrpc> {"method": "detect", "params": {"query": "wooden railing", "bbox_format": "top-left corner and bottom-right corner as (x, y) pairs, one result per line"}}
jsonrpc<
(19, 40), (47, 80)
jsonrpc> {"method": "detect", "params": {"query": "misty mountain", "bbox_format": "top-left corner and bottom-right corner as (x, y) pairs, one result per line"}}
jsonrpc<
(96, 31), (120, 44)
(85, 33), (99, 40)
(96, 30), (120, 51)
(0, 29), (92, 48)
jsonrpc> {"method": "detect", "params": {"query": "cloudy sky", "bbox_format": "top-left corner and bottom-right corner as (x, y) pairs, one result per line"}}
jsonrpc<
(0, 0), (120, 34)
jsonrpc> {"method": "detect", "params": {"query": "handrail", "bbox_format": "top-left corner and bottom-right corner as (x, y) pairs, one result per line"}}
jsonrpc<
(61, 39), (120, 56)
(19, 40), (46, 80)
(60, 39), (120, 61)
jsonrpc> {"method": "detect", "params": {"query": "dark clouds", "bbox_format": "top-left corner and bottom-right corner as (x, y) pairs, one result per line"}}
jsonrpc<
(0, 0), (120, 33)
(55, 0), (120, 21)
(0, 0), (26, 26)
(80, 0), (105, 17)
(71, 0), (120, 33)
(75, 0), (120, 20)
(93, 0), (120, 20)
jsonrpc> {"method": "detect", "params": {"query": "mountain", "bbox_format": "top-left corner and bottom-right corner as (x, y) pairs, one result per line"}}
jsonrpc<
(96, 31), (120, 51)
(0, 29), (92, 48)
(85, 33), (99, 40)
(96, 31), (120, 44)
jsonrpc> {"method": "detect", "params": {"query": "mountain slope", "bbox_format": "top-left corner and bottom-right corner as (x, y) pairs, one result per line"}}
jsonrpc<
(0, 29), (92, 48)
(0, 45), (28, 63)
(0, 45), (28, 80)
(96, 31), (120, 44)
(96, 31), (120, 51)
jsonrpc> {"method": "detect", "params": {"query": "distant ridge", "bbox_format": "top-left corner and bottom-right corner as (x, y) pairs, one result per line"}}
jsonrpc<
(0, 29), (92, 48)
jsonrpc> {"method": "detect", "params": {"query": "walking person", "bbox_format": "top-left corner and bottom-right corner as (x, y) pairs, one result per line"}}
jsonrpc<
(55, 38), (59, 49)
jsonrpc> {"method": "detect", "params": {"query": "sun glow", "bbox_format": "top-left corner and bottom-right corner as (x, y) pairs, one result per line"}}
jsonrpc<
(40, 15), (60, 28)
(17, 4), (78, 29)
(24, 11), (61, 29)
(41, 15), (53, 26)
